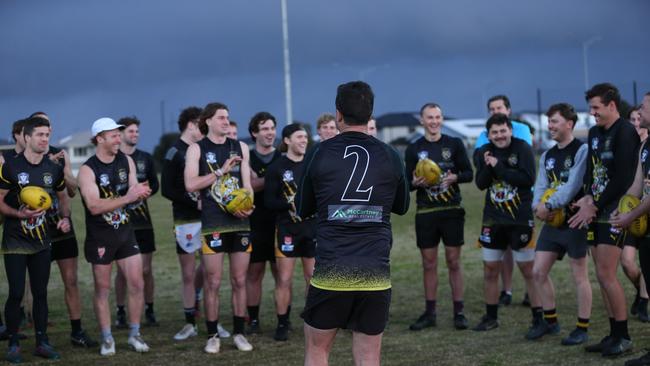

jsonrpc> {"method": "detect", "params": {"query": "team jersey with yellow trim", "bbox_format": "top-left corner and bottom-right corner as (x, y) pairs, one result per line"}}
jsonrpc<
(124, 149), (158, 230)
(45, 145), (76, 242)
(0, 153), (65, 254)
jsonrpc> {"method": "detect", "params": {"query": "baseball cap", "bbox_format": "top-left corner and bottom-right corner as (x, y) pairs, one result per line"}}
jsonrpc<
(91, 117), (125, 137)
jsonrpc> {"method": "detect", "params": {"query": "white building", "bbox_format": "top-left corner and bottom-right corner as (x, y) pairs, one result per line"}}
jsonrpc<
(57, 130), (95, 176)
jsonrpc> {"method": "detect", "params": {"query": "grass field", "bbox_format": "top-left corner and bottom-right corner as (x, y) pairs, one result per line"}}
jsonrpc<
(2, 183), (650, 365)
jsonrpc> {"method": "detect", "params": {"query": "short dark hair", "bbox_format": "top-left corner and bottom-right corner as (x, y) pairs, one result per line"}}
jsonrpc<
(117, 116), (140, 128)
(177, 106), (202, 132)
(279, 123), (306, 153)
(335, 81), (374, 126)
(546, 103), (578, 129)
(11, 119), (26, 142)
(485, 113), (512, 131)
(487, 95), (511, 110)
(628, 105), (642, 119)
(29, 111), (48, 118)
(585, 83), (621, 108)
(23, 116), (50, 137)
(229, 120), (237, 127)
(248, 112), (277, 142)
(419, 103), (442, 116)
(199, 102), (229, 134)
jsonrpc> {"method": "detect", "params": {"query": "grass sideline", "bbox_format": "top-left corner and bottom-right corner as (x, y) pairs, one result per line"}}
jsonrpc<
(1, 184), (650, 365)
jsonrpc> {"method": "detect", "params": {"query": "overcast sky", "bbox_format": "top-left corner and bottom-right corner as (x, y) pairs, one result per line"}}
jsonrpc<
(1, 0), (649, 150)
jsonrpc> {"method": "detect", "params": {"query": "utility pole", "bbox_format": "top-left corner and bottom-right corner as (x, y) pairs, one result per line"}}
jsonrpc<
(281, 0), (293, 125)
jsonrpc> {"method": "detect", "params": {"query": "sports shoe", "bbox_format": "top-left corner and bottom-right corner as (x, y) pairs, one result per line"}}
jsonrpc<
(522, 292), (531, 307)
(274, 324), (289, 341)
(453, 313), (468, 330)
(71, 330), (99, 348)
(100, 338), (115, 356)
(585, 335), (614, 353)
(472, 315), (499, 331)
(233, 334), (253, 351)
(128, 334), (150, 353)
(602, 337), (633, 357)
(498, 291), (512, 306)
(638, 303), (650, 322)
(409, 312), (436, 331)
(217, 323), (231, 338)
(115, 312), (128, 329)
(246, 319), (260, 335)
(33, 341), (60, 360)
(5, 345), (21, 364)
(525, 319), (560, 340)
(204, 334), (220, 354)
(173, 324), (198, 341)
(145, 312), (159, 327)
(561, 328), (588, 346)
(625, 351), (650, 366)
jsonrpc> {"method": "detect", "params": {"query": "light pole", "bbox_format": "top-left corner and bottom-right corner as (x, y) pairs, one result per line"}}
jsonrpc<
(582, 36), (602, 91)
(281, 0), (293, 125)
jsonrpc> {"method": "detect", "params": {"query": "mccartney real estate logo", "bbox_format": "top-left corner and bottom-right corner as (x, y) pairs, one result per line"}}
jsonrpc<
(327, 205), (383, 223)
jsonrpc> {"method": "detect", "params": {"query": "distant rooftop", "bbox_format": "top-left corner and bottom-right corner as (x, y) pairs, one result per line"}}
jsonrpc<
(58, 130), (93, 147)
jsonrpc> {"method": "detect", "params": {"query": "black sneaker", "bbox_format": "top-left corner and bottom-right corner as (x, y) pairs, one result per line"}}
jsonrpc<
(71, 330), (99, 348)
(453, 313), (468, 330)
(472, 315), (499, 331)
(5, 345), (21, 364)
(409, 313), (436, 331)
(625, 351), (650, 366)
(115, 312), (128, 329)
(585, 335), (614, 353)
(498, 291), (512, 306)
(145, 312), (159, 327)
(561, 328), (588, 346)
(525, 319), (560, 340)
(602, 337), (633, 357)
(34, 341), (60, 360)
(247, 319), (260, 335)
(522, 292), (531, 307)
(274, 324), (289, 341)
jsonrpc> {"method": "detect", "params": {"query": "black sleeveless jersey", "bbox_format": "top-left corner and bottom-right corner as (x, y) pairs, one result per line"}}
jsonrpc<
(404, 135), (473, 212)
(475, 138), (536, 225)
(543, 138), (585, 202)
(44, 145), (76, 242)
(297, 131), (410, 291)
(125, 149), (158, 230)
(0, 153), (65, 254)
(197, 137), (250, 233)
(1, 149), (19, 161)
(265, 155), (313, 225)
(249, 149), (282, 229)
(584, 118), (640, 218)
(641, 140), (650, 199)
(81, 152), (134, 246)
(162, 139), (201, 223)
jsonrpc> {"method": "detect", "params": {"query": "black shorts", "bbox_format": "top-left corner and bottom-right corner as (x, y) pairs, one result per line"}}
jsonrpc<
(84, 231), (140, 265)
(301, 285), (391, 336)
(276, 220), (316, 258)
(587, 221), (635, 248)
(478, 224), (534, 251)
(535, 226), (588, 260)
(135, 229), (156, 254)
(415, 209), (465, 248)
(249, 224), (276, 263)
(201, 231), (252, 254)
(50, 236), (79, 261)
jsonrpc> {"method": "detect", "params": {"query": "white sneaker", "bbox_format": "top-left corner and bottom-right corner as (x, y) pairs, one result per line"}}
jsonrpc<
(174, 324), (198, 340)
(217, 324), (231, 338)
(100, 338), (116, 356)
(233, 333), (253, 351)
(128, 334), (150, 353)
(204, 334), (220, 354)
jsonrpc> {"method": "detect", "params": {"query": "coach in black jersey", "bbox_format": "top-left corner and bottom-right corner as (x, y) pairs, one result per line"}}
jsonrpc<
(185, 102), (254, 354)
(297, 81), (409, 366)
(113, 117), (161, 328)
(569, 84), (640, 357)
(405, 103), (473, 331)
(473, 113), (540, 332)
(246, 111), (282, 334)
(528, 103), (592, 344)
(78, 118), (152, 356)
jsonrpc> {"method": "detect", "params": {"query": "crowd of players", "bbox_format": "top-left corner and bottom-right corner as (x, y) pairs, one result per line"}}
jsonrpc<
(1, 81), (650, 366)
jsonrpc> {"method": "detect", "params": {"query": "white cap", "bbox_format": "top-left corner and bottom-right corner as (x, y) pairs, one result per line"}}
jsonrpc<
(91, 117), (125, 137)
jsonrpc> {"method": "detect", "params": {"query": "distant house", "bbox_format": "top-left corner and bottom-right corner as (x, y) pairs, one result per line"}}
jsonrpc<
(0, 137), (13, 152)
(57, 130), (95, 176)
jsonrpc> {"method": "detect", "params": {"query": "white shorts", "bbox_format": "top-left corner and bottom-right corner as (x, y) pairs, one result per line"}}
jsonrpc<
(482, 247), (535, 262)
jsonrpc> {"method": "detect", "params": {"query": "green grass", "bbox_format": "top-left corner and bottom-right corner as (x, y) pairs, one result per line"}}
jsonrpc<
(2, 184), (650, 365)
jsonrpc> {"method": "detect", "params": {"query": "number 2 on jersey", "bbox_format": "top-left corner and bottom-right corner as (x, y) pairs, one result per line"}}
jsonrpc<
(341, 145), (373, 202)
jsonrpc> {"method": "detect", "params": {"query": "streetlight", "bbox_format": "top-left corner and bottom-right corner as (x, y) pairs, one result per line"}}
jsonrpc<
(582, 36), (602, 91)
(280, 0), (293, 125)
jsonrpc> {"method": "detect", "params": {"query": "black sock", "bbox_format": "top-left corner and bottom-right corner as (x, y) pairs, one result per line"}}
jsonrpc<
(233, 316), (245, 335)
(613, 320), (630, 340)
(531, 307), (543, 321)
(277, 313), (289, 326)
(247, 305), (260, 322)
(453, 301), (464, 315)
(70, 319), (82, 334)
(117, 305), (126, 315)
(287, 304), (292, 318)
(146, 302), (154, 315)
(206, 320), (218, 337)
(425, 300), (436, 315)
(35, 331), (47, 345)
(543, 308), (557, 324)
(486, 304), (498, 320)
(184, 308), (196, 325)
(577, 317), (589, 332)
(640, 298), (649, 311)
(609, 317), (615, 336)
